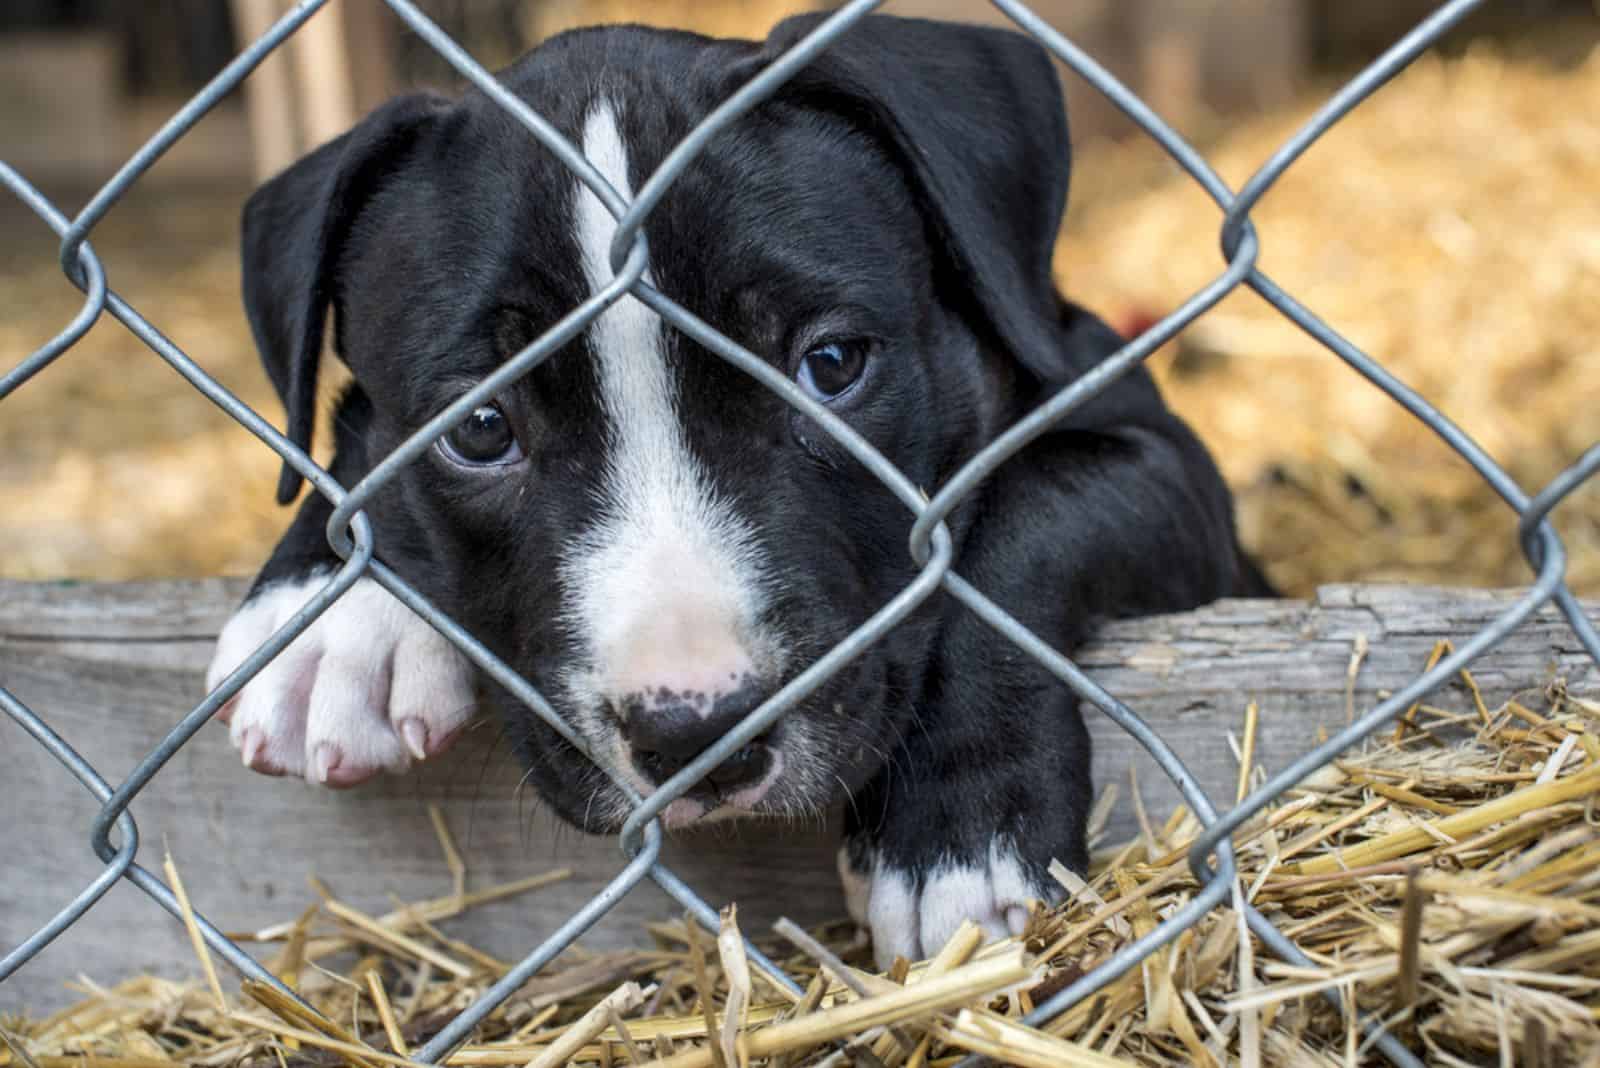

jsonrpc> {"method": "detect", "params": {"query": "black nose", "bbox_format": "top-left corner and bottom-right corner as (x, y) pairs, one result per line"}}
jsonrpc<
(620, 686), (772, 794)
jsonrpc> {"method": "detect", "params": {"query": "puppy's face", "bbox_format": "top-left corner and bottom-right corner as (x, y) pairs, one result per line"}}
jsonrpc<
(341, 92), (1003, 829)
(242, 18), (1086, 833)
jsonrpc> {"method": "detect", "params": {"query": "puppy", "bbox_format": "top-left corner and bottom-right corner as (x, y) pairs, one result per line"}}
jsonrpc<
(207, 13), (1269, 967)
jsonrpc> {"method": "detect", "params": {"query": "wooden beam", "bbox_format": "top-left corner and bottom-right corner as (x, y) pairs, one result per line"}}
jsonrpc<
(285, 0), (357, 150)
(229, 0), (300, 182)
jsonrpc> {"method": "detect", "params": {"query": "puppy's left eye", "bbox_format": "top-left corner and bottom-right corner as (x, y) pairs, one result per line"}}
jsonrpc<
(797, 340), (869, 400)
(439, 403), (524, 466)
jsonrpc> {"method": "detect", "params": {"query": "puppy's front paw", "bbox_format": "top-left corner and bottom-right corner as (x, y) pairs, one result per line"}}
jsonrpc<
(206, 574), (476, 787)
(845, 839), (1058, 971)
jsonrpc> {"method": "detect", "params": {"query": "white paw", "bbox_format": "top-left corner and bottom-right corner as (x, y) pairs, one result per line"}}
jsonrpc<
(855, 841), (1053, 971)
(205, 573), (477, 787)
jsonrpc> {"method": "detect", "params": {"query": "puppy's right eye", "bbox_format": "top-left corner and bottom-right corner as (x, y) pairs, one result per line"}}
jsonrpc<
(439, 403), (524, 467)
(797, 339), (870, 400)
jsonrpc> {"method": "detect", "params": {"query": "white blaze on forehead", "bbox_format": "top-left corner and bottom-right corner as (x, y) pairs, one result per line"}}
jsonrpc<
(563, 99), (774, 706)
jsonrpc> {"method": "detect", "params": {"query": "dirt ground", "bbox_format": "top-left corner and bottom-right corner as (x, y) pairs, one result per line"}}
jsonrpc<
(3, 30), (1597, 598)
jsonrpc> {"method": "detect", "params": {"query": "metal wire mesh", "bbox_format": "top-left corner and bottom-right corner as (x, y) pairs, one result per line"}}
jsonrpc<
(4, 1), (1599, 1063)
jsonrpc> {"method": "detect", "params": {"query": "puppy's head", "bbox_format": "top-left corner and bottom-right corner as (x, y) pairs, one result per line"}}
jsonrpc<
(240, 15), (1138, 831)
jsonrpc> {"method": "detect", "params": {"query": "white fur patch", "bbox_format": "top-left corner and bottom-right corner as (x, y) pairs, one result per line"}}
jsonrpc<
(560, 100), (778, 722)
(866, 865), (920, 968)
(206, 574), (476, 785)
(860, 841), (1047, 970)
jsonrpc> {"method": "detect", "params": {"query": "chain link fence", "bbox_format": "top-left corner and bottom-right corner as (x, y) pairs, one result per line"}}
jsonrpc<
(4, 0), (1599, 1064)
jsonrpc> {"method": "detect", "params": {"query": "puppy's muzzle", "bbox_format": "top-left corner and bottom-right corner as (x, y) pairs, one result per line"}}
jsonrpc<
(612, 673), (775, 799)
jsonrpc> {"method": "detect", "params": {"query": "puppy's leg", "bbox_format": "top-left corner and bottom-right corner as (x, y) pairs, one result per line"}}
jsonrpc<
(206, 387), (475, 786)
(843, 687), (1089, 969)
(847, 417), (1247, 967)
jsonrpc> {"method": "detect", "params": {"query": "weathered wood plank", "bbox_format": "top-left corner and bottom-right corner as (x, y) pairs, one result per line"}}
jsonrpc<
(3, 580), (1596, 1012)
(0, 576), (247, 640)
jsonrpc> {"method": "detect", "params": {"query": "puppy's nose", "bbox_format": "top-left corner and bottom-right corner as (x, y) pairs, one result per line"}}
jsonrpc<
(618, 679), (772, 793)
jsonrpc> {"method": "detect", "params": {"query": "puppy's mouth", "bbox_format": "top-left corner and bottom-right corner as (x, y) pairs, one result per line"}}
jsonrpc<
(605, 733), (788, 830)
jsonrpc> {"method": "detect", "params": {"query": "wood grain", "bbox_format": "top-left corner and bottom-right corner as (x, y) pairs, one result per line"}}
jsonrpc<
(3, 579), (1596, 1011)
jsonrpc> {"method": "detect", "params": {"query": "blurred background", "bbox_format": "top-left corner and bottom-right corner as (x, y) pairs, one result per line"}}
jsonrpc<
(2, 0), (1597, 596)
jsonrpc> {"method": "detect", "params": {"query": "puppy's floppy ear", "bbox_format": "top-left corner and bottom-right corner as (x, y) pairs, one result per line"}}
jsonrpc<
(241, 92), (448, 504)
(759, 15), (1152, 417)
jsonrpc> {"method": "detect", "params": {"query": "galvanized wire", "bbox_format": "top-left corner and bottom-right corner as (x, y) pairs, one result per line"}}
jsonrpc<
(3, 2), (1598, 1064)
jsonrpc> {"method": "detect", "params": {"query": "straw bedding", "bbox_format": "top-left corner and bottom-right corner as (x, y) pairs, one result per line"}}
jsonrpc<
(1055, 38), (1600, 598)
(6, 657), (1599, 1066)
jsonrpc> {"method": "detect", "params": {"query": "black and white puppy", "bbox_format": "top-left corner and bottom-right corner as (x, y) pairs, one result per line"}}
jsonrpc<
(207, 13), (1268, 967)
